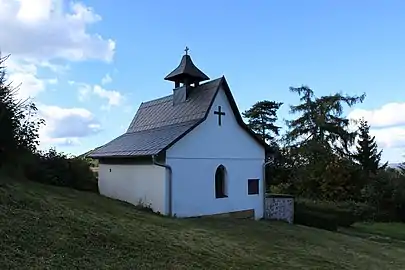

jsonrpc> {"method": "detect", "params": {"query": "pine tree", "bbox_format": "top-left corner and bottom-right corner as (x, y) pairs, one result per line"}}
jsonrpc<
(242, 100), (283, 142)
(353, 118), (387, 174)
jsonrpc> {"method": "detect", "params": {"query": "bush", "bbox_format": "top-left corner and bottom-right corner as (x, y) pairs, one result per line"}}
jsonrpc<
(294, 207), (338, 231)
(294, 199), (376, 228)
(361, 169), (405, 222)
(25, 149), (98, 192)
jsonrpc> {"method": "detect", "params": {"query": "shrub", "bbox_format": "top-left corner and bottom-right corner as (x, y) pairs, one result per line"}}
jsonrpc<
(294, 206), (338, 231)
(361, 169), (405, 222)
(294, 199), (376, 228)
(25, 149), (98, 192)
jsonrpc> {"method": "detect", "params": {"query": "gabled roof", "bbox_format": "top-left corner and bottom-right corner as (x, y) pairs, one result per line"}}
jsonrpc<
(88, 77), (268, 159)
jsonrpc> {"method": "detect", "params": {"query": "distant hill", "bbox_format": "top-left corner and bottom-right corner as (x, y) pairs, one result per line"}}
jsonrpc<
(388, 163), (403, 169)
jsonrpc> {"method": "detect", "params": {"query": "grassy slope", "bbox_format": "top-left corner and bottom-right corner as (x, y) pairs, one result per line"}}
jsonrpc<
(340, 222), (405, 248)
(1, 179), (405, 270)
(353, 222), (405, 241)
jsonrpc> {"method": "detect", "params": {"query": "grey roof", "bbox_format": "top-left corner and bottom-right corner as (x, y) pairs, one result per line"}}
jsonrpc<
(164, 55), (210, 82)
(89, 78), (221, 158)
(126, 79), (220, 133)
(88, 77), (268, 159)
(88, 121), (197, 157)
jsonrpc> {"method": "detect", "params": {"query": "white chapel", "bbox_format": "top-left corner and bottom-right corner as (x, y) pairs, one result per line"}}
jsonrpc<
(89, 49), (269, 219)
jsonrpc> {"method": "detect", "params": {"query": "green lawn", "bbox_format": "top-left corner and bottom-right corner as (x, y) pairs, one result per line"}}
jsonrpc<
(340, 222), (405, 247)
(1, 178), (405, 269)
(352, 222), (405, 240)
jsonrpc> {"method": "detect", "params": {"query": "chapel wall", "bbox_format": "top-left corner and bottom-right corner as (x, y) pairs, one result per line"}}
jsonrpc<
(166, 86), (265, 219)
(166, 86), (265, 159)
(167, 158), (264, 219)
(98, 164), (167, 214)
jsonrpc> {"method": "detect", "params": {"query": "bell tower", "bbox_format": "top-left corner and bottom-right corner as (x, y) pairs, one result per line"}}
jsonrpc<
(164, 47), (210, 105)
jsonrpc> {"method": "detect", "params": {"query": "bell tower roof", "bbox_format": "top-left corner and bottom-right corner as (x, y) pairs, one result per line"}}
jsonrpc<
(164, 47), (210, 84)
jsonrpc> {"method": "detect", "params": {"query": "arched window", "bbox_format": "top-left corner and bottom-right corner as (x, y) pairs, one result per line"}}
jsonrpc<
(215, 165), (227, 198)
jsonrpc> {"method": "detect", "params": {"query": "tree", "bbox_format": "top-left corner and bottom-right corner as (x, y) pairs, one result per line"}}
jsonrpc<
(242, 100), (283, 142)
(285, 85), (365, 157)
(400, 162), (405, 176)
(0, 53), (19, 165)
(279, 85), (366, 200)
(0, 53), (44, 168)
(353, 118), (387, 174)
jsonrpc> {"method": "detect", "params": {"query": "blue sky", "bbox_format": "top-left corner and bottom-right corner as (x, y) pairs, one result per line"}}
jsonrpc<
(1, 0), (404, 162)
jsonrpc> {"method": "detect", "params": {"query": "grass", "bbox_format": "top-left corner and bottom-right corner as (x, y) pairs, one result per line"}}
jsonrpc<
(340, 222), (405, 247)
(1, 178), (405, 269)
(352, 222), (405, 240)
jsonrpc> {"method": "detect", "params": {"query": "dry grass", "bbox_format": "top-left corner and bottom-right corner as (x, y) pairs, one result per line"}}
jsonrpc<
(1, 177), (405, 269)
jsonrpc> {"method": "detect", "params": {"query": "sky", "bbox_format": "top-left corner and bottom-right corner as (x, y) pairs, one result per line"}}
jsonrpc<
(0, 0), (404, 163)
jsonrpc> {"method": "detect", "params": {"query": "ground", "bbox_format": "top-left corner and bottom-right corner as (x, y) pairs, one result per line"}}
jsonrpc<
(1, 178), (405, 269)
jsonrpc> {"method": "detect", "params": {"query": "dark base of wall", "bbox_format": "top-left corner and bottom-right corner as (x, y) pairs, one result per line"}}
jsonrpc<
(204, 209), (255, 219)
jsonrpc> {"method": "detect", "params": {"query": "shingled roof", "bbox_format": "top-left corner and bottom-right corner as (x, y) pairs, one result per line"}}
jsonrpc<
(88, 77), (267, 159)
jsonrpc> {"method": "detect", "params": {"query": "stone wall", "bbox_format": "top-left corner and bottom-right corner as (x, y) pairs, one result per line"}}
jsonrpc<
(264, 194), (294, 224)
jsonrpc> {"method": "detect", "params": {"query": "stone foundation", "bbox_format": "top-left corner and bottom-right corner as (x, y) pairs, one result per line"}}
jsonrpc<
(264, 194), (294, 224)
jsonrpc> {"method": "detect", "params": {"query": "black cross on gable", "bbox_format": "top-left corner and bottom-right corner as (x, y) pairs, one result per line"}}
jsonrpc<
(214, 106), (225, 126)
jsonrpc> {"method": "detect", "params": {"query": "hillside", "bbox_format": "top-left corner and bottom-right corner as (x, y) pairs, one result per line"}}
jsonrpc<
(1, 178), (405, 269)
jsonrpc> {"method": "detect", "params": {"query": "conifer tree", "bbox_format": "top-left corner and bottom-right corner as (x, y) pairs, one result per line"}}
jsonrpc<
(281, 86), (366, 199)
(399, 162), (405, 176)
(242, 100), (283, 142)
(353, 118), (387, 174)
(286, 86), (365, 149)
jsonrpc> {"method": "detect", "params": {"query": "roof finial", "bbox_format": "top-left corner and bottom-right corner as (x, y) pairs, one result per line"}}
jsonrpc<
(184, 46), (189, 55)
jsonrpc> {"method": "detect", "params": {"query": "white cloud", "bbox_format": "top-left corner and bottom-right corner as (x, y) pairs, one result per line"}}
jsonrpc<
(38, 104), (102, 147)
(17, 0), (54, 21)
(0, 1), (116, 149)
(93, 85), (123, 107)
(0, 0), (113, 102)
(0, 0), (115, 62)
(72, 81), (124, 108)
(47, 78), (58, 85)
(44, 137), (81, 147)
(348, 102), (405, 128)
(348, 103), (405, 159)
(101, 73), (112, 85)
(77, 83), (92, 102)
(4, 57), (57, 100)
(8, 70), (45, 99)
(33, 60), (69, 74)
(371, 127), (405, 149)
